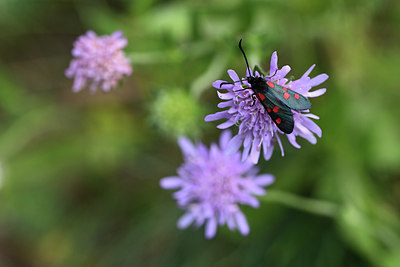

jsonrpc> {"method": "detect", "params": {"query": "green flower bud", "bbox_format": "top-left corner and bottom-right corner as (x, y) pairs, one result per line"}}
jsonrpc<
(151, 90), (203, 138)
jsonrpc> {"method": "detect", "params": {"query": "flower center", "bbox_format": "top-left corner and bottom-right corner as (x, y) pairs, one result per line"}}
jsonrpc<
(196, 163), (240, 209)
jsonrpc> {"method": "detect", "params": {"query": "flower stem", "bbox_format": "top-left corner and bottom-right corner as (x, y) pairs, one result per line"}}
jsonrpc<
(190, 53), (228, 99)
(262, 190), (339, 218)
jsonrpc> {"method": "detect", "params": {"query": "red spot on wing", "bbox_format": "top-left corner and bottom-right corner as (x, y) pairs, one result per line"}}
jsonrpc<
(294, 93), (300, 99)
(284, 92), (290, 99)
(276, 118), (282, 124)
(273, 106), (280, 113)
(258, 93), (266, 100)
(267, 108), (272, 113)
(267, 81), (275, 88)
(283, 87), (287, 91)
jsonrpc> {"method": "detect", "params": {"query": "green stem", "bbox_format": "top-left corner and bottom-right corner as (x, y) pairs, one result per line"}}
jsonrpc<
(190, 53), (228, 99)
(262, 190), (339, 218)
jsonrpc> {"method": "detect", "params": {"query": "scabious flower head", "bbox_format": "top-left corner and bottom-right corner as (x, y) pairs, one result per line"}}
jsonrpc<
(205, 52), (328, 163)
(151, 90), (203, 139)
(160, 131), (274, 239)
(65, 30), (132, 93)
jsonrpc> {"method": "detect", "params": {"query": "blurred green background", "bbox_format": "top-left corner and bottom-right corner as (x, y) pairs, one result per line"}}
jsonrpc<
(0, 0), (399, 266)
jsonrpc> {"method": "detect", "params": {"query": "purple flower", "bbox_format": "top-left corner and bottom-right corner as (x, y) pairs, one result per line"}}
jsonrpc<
(160, 131), (274, 239)
(65, 30), (132, 93)
(205, 52), (328, 163)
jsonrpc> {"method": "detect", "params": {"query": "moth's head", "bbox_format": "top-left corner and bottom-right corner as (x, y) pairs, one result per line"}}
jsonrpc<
(247, 76), (266, 88)
(246, 75), (256, 84)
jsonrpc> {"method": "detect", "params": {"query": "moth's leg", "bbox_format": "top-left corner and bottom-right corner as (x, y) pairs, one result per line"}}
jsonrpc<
(250, 94), (258, 107)
(233, 85), (250, 92)
(220, 80), (242, 88)
(265, 68), (277, 78)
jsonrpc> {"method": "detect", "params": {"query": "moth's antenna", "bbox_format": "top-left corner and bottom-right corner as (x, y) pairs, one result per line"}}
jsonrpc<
(238, 39), (252, 77)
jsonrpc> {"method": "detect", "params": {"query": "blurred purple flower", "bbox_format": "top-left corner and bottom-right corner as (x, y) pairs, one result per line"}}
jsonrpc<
(65, 30), (132, 93)
(160, 131), (274, 239)
(205, 52), (328, 163)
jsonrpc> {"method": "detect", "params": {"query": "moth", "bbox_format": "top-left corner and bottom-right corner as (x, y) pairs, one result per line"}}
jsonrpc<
(222, 40), (311, 134)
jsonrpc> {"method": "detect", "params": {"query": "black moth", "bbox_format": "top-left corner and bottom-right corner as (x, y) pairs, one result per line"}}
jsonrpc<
(222, 39), (311, 134)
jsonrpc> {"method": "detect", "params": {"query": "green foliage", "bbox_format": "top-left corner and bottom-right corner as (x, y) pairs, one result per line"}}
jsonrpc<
(0, 0), (399, 266)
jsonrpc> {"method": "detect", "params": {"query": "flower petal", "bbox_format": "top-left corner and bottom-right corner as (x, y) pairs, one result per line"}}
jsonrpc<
(226, 134), (244, 155)
(304, 113), (320, 120)
(178, 137), (197, 157)
(254, 174), (275, 186)
(217, 100), (234, 108)
(301, 116), (322, 137)
(249, 137), (261, 164)
(160, 177), (183, 189)
(227, 215), (236, 230)
(302, 64), (315, 78)
(246, 183), (266, 196)
(241, 194), (260, 208)
(205, 217), (217, 239)
(111, 30), (123, 39)
(219, 130), (232, 149)
(228, 69), (240, 82)
(297, 125), (317, 144)
(217, 118), (236, 129)
(241, 134), (252, 161)
(204, 111), (230, 122)
(213, 80), (233, 90)
(269, 51), (278, 76)
(310, 74), (329, 87)
(217, 91), (235, 100)
(234, 212), (250, 236)
(276, 65), (291, 79)
(307, 88), (326, 97)
(262, 137), (274, 160)
(287, 134), (301, 148)
(177, 212), (195, 229)
(276, 134), (285, 157)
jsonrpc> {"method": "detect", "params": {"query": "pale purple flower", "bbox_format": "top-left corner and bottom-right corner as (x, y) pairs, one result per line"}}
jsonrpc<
(160, 131), (274, 239)
(65, 30), (132, 93)
(205, 52), (328, 164)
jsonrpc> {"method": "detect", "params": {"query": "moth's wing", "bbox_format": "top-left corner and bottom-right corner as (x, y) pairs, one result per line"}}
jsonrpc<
(268, 82), (311, 110)
(258, 91), (294, 134)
